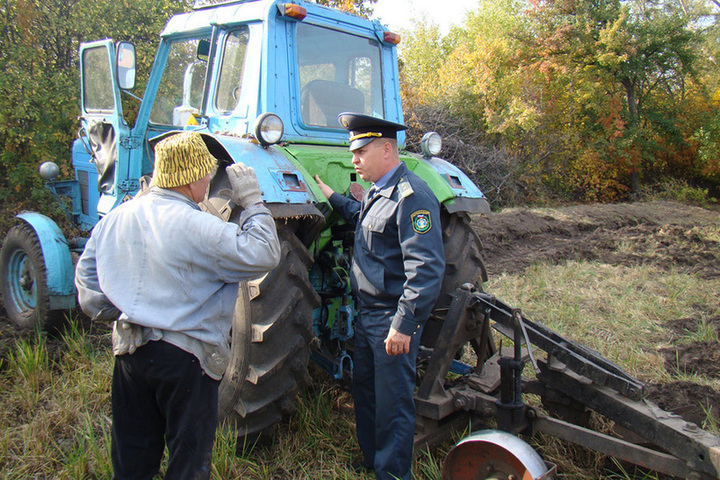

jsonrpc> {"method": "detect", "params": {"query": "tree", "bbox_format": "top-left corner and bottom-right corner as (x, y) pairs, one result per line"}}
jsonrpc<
(315, 0), (376, 16)
(0, 0), (190, 205)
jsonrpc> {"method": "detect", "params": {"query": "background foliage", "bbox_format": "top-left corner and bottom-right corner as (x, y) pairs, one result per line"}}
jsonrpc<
(0, 0), (718, 208)
(0, 0), (191, 207)
(400, 0), (720, 206)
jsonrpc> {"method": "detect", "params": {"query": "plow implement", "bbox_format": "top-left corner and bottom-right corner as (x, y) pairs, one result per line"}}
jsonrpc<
(415, 284), (720, 479)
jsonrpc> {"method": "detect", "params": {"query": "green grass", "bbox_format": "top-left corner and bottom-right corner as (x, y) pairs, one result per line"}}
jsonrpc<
(1, 252), (718, 478)
(487, 261), (720, 386)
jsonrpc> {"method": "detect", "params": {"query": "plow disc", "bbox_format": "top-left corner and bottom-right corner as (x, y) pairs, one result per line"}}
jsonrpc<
(442, 430), (555, 480)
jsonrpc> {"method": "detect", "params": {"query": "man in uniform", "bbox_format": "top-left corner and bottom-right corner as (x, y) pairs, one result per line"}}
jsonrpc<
(314, 113), (445, 480)
(75, 131), (281, 480)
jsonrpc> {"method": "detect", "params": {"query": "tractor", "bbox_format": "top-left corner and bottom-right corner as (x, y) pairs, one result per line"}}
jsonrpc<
(2, 1), (720, 478)
(0, 0), (487, 453)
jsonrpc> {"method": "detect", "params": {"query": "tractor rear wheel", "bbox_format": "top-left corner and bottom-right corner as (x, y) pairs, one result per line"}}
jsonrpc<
(0, 223), (64, 331)
(422, 211), (488, 347)
(218, 222), (320, 441)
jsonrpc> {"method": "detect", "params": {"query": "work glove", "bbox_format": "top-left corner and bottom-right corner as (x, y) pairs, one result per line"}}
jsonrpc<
(112, 318), (144, 356)
(226, 162), (262, 208)
(91, 306), (121, 323)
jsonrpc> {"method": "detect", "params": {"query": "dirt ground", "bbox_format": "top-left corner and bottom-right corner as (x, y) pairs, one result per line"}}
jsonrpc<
(471, 200), (720, 430)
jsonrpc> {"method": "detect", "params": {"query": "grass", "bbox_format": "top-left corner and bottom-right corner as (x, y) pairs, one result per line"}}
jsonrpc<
(487, 261), (720, 386)
(1, 216), (718, 478)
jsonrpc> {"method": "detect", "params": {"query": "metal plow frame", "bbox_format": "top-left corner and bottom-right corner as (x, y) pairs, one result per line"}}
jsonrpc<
(414, 285), (720, 479)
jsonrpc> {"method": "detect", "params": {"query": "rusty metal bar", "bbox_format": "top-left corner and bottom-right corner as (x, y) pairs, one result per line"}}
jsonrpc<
(472, 292), (645, 400)
(534, 416), (689, 478)
(538, 362), (720, 478)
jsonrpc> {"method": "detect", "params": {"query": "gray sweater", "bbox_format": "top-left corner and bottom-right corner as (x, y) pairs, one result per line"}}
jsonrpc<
(75, 187), (280, 379)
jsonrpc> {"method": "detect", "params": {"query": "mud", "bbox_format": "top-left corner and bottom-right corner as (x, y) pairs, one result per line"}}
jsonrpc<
(472, 201), (720, 279)
(472, 200), (720, 432)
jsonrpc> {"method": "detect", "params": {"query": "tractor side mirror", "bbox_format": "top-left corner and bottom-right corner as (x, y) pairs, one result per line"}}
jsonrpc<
(116, 42), (136, 90)
(197, 39), (210, 62)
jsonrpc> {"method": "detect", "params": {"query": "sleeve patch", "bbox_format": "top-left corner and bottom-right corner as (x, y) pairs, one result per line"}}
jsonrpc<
(411, 210), (432, 234)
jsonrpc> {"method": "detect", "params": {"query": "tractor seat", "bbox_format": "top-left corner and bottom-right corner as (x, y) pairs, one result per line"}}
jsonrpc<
(301, 79), (364, 128)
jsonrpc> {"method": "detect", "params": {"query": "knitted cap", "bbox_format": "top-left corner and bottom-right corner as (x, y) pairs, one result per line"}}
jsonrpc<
(152, 132), (217, 189)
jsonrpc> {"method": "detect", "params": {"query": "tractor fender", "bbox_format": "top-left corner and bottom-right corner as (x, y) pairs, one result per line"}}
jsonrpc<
(402, 152), (491, 215)
(16, 212), (76, 310)
(211, 135), (321, 207)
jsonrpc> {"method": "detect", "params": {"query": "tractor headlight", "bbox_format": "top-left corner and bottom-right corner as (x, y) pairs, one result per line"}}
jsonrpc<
(254, 113), (284, 147)
(420, 132), (442, 158)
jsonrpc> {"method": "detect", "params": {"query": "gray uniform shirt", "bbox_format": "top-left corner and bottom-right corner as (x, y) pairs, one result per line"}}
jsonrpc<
(75, 187), (281, 379)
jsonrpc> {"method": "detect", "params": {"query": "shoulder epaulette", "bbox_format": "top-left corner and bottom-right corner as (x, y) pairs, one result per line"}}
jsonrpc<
(398, 177), (414, 198)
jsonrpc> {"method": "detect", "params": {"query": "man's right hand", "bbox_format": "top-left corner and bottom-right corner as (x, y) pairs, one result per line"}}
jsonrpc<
(227, 163), (263, 208)
(112, 319), (144, 356)
(314, 174), (335, 200)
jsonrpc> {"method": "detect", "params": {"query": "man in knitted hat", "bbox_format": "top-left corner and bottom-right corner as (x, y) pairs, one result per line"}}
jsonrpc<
(75, 131), (281, 480)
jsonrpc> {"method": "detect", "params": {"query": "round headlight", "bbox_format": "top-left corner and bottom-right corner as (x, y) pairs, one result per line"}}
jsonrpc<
(420, 132), (442, 158)
(254, 113), (284, 146)
(39, 161), (60, 181)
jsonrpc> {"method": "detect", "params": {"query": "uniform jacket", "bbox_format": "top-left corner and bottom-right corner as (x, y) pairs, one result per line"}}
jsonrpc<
(75, 187), (281, 379)
(329, 162), (445, 336)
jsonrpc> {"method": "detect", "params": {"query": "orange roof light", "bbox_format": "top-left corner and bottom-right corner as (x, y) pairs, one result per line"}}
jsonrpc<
(383, 31), (401, 45)
(283, 4), (307, 21)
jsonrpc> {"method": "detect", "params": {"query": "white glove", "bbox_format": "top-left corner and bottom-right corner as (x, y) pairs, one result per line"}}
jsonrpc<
(226, 163), (262, 208)
(112, 318), (144, 356)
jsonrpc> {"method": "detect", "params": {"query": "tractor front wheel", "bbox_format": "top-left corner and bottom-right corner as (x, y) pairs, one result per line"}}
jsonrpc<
(0, 223), (63, 330)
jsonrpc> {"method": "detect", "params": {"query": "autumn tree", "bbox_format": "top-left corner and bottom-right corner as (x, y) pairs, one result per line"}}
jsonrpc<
(400, 0), (712, 204)
(315, 0), (376, 16)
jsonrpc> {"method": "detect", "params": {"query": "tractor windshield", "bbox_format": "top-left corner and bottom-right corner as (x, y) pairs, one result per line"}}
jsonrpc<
(297, 23), (384, 128)
(150, 36), (211, 126)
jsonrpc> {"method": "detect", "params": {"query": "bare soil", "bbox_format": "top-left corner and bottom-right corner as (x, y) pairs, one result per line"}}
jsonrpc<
(471, 200), (720, 430)
(472, 201), (720, 279)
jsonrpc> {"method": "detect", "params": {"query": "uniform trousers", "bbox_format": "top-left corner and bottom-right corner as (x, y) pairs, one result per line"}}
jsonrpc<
(111, 340), (219, 480)
(353, 309), (423, 480)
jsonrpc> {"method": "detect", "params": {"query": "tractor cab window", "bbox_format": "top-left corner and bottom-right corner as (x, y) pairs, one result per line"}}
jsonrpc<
(216, 26), (250, 113)
(297, 23), (384, 128)
(150, 36), (211, 126)
(82, 46), (115, 112)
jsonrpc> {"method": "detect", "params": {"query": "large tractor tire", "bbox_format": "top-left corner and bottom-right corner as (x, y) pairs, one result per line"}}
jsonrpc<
(422, 211), (488, 348)
(0, 223), (64, 331)
(218, 222), (320, 441)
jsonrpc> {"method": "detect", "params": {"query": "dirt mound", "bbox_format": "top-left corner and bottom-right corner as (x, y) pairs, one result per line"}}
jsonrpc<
(472, 201), (720, 279)
(645, 381), (720, 428)
(664, 316), (720, 339)
(659, 341), (720, 379)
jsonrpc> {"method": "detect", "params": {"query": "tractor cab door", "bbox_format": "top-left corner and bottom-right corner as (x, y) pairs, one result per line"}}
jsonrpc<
(78, 40), (135, 206)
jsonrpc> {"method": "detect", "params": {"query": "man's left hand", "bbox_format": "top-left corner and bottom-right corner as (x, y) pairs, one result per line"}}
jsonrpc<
(384, 328), (411, 355)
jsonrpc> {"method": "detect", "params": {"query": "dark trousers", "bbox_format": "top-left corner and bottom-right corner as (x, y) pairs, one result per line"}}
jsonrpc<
(353, 310), (422, 480)
(111, 340), (220, 480)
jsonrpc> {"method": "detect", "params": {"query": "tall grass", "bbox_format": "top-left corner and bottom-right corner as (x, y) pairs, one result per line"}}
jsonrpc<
(1, 245), (718, 478)
(0, 324), (114, 479)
